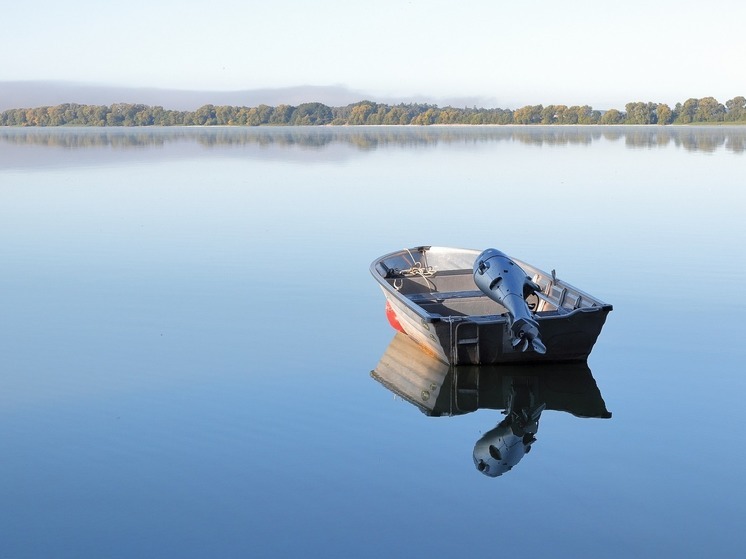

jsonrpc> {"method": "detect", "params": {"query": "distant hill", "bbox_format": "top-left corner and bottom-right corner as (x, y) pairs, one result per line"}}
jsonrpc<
(0, 81), (504, 112)
(0, 81), (375, 111)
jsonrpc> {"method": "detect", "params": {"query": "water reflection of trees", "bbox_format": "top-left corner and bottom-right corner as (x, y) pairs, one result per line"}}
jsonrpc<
(617, 127), (741, 153)
(0, 126), (744, 154)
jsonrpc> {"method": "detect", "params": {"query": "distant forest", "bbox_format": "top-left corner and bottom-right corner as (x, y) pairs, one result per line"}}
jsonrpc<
(1, 96), (744, 126)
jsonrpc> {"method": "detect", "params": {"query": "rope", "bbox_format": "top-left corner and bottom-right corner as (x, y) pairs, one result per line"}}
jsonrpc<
(392, 248), (436, 290)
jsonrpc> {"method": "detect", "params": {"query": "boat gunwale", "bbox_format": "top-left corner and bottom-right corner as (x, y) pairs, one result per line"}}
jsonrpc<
(370, 246), (612, 324)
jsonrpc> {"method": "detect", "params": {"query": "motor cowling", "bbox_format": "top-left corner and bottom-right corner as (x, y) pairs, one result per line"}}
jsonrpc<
(473, 248), (546, 354)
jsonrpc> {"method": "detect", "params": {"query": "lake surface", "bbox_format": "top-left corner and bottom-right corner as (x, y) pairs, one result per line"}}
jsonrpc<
(1, 126), (745, 558)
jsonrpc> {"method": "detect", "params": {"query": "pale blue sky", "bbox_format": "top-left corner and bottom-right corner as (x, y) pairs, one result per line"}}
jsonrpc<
(2, 0), (744, 108)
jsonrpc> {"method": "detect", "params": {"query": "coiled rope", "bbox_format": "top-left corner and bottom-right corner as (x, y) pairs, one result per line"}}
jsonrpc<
(392, 248), (436, 290)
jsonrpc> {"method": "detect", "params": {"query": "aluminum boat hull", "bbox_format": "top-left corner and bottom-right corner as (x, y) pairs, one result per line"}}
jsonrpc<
(370, 246), (612, 365)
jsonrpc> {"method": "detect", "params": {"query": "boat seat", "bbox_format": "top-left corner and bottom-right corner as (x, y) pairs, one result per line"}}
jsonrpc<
(407, 290), (486, 303)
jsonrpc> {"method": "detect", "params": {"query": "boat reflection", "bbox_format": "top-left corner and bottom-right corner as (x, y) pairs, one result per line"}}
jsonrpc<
(371, 332), (611, 477)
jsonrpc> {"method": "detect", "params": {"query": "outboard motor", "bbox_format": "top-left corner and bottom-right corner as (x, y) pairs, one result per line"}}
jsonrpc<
(473, 248), (546, 354)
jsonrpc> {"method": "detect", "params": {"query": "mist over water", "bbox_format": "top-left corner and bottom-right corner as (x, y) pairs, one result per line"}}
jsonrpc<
(2, 125), (745, 166)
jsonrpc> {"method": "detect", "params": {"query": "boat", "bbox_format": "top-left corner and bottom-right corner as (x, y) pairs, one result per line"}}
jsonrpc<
(370, 246), (612, 365)
(371, 332), (611, 477)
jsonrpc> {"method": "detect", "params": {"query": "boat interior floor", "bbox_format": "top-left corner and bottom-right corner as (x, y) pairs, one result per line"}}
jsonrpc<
(384, 268), (573, 319)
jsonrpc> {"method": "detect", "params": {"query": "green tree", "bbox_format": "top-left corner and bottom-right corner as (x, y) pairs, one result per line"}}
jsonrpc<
(576, 106), (599, 124)
(725, 96), (746, 122)
(513, 105), (543, 124)
(599, 109), (623, 124)
(381, 105), (409, 125)
(245, 104), (273, 126)
(291, 102), (333, 125)
(269, 104), (295, 125)
(561, 106), (581, 124)
(347, 101), (376, 125)
(435, 107), (458, 124)
(12, 109), (28, 125)
(656, 103), (673, 125)
(215, 105), (237, 125)
(106, 103), (126, 125)
(675, 98), (698, 124)
(625, 102), (657, 124)
(66, 103), (87, 125)
(695, 97), (725, 122)
(192, 104), (218, 125)
(24, 107), (47, 126)
(47, 105), (66, 126)
(79, 105), (108, 126)
(412, 107), (439, 125)
(494, 108), (513, 124)
(541, 105), (561, 124)
(134, 105), (155, 126)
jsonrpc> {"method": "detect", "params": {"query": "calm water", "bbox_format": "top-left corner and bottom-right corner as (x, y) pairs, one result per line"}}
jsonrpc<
(1, 126), (745, 558)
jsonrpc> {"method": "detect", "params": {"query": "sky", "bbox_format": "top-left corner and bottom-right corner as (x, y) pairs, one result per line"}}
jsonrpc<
(2, 0), (744, 109)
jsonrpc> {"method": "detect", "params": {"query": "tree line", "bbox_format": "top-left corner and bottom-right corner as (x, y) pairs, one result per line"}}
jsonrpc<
(1, 96), (744, 127)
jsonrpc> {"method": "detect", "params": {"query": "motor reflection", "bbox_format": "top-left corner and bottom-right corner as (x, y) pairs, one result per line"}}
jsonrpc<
(371, 332), (611, 477)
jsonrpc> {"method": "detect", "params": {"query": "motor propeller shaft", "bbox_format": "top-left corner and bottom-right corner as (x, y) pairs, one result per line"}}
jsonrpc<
(473, 248), (547, 354)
